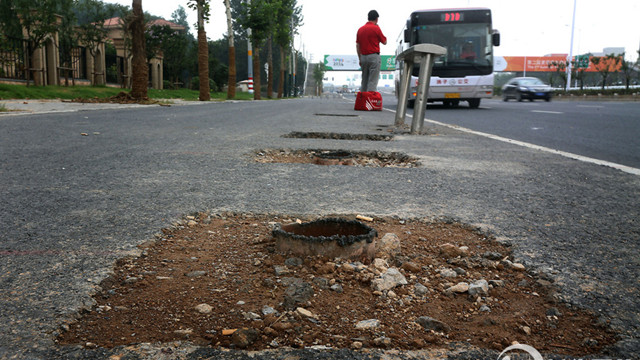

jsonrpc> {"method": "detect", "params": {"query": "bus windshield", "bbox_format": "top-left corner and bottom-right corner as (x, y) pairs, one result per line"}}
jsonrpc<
(412, 22), (493, 77)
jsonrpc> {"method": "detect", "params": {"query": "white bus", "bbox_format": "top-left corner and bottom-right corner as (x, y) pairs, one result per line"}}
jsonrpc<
(395, 8), (500, 108)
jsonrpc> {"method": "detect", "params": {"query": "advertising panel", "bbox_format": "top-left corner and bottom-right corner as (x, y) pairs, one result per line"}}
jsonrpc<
(324, 55), (396, 71)
(494, 56), (621, 73)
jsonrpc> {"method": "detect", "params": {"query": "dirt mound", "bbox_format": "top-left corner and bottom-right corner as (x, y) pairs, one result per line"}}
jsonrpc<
(57, 214), (615, 355)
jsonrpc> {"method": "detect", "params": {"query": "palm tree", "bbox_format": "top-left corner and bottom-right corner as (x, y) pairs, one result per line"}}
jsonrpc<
(188, 0), (211, 101)
(130, 0), (148, 99)
(224, 0), (236, 99)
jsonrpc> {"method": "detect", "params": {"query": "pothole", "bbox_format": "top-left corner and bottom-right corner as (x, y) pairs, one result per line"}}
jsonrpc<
(254, 149), (419, 167)
(284, 132), (393, 141)
(57, 213), (616, 354)
(273, 218), (377, 260)
(314, 113), (359, 117)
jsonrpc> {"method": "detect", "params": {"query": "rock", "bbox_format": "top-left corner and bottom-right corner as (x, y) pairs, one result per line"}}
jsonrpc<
(273, 265), (290, 276)
(185, 270), (206, 278)
(546, 307), (562, 317)
(521, 326), (532, 335)
(372, 258), (389, 272)
(482, 251), (503, 260)
(446, 282), (469, 293)
(355, 319), (380, 330)
(351, 341), (363, 349)
(174, 328), (194, 336)
(489, 280), (505, 287)
(283, 281), (314, 309)
(285, 257), (303, 267)
(416, 316), (451, 333)
(317, 262), (336, 274)
(468, 280), (489, 296)
(439, 268), (458, 278)
(374, 336), (392, 347)
(195, 303), (213, 314)
(376, 233), (401, 259)
(330, 284), (344, 293)
(242, 311), (261, 320)
(480, 305), (491, 312)
(262, 306), (277, 316)
(187, 220), (197, 227)
(296, 307), (316, 318)
(232, 328), (259, 349)
(371, 268), (408, 292)
(454, 267), (467, 276)
(512, 263), (526, 271)
(439, 243), (468, 258)
(124, 276), (139, 284)
(401, 261), (421, 273)
(414, 283), (429, 297)
(312, 277), (330, 289)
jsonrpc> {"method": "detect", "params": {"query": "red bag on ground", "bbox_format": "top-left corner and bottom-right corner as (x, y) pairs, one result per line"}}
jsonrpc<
(354, 91), (383, 111)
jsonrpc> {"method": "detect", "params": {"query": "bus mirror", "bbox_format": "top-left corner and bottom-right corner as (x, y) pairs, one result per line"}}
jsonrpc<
(492, 30), (500, 47)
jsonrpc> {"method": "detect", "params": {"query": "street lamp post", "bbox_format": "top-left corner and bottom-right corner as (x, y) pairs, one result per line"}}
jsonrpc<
(566, 0), (577, 92)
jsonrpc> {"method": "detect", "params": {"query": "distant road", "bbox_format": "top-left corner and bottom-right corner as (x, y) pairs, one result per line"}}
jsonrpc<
(381, 94), (640, 170)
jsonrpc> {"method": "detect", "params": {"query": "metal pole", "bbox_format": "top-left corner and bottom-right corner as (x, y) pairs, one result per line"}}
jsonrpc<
(411, 54), (432, 134)
(394, 60), (412, 127)
(246, 0), (253, 94)
(566, 0), (577, 92)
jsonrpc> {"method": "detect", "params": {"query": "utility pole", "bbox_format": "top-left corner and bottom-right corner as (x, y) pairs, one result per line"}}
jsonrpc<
(246, 0), (253, 94)
(566, 0), (577, 92)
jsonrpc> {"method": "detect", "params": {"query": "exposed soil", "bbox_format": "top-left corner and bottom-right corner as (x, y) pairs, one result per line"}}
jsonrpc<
(57, 213), (616, 356)
(254, 149), (420, 168)
(67, 91), (159, 105)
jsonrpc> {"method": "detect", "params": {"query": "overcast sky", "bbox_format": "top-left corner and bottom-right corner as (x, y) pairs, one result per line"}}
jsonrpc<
(103, 0), (639, 63)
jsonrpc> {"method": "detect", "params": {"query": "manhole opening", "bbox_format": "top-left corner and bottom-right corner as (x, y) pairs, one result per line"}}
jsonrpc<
(273, 218), (377, 260)
(284, 131), (394, 141)
(314, 113), (359, 117)
(254, 149), (419, 168)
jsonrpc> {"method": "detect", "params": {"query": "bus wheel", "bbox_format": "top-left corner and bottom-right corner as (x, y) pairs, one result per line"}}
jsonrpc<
(468, 99), (481, 108)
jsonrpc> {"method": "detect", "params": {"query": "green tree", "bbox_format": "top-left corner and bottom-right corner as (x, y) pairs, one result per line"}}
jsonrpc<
(312, 62), (325, 95)
(76, 0), (110, 85)
(237, 0), (278, 100)
(591, 53), (622, 90)
(6, 0), (61, 85)
(188, 0), (211, 101)
(548, 60), (568, 90)
(619, 53), (635, 90)
(274, 0), (302, 98)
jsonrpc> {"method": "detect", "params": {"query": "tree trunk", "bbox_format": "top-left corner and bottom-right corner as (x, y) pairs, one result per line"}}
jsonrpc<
(278, 46), (285, 98)
(253, 47), (261, 100)
(224, 0), (236, 99)
(197, 2), (210, 101)
(227, 46), (236, 99)
(267, 37), (273, 99)
(130, 0), (148, 99)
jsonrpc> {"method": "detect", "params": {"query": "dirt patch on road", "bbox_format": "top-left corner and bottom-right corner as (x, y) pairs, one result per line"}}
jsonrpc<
(254, 149), (419, 168)
(57, 214), (615, 355)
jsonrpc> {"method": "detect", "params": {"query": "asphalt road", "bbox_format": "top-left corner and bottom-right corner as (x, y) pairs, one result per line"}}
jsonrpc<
(0, 97), (639, 359)
(380, 93), (640, 170)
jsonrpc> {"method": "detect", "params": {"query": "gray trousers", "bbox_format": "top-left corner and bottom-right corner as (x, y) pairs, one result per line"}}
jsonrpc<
(360, 53), (381, 92)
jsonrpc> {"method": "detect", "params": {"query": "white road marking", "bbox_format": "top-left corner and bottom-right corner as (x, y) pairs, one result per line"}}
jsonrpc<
(385, 106), (640, 176)
(531, 110), (563, 114)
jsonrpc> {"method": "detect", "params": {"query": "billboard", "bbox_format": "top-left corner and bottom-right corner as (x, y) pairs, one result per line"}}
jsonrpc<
(494, 56), (621, 73)
(324, 55), (396, 71)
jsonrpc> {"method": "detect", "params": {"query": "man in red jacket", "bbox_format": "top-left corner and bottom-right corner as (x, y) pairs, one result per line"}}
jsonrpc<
(356, 10), (387, 92)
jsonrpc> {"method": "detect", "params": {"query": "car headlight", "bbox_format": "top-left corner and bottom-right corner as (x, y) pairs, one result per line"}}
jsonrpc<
(519, 87), (528, 91)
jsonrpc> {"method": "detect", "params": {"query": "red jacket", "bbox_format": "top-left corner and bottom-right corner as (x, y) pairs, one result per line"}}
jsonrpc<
(356, 22), (386, 55)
